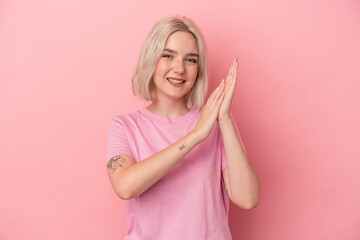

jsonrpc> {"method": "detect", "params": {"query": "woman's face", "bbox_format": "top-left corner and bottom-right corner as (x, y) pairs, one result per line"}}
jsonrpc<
(152, 31), (199, 103)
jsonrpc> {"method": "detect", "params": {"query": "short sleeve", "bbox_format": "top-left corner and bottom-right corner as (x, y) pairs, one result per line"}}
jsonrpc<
(220, 113), (248, 171)
(106, 117), (134, 163)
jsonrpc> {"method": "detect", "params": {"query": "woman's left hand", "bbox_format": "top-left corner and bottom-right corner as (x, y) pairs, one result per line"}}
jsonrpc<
(218, 58), (239, 120)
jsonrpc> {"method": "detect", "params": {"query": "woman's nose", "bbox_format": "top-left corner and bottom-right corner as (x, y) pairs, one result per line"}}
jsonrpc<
(173, 59), (185, 74)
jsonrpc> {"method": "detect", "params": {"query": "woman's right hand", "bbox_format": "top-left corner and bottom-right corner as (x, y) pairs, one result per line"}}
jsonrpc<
(192, 79), (225, 141)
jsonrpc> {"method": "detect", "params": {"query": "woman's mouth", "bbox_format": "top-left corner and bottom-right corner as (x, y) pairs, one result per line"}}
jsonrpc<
(166, 78), (186, 87)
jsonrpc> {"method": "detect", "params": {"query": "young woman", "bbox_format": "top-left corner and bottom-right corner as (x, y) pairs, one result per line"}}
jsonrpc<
(106, 16), (260, 240)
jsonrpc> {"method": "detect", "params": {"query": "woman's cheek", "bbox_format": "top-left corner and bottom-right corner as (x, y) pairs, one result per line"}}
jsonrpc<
(188, 66), (198, 80)
(155, 59), (170, 74)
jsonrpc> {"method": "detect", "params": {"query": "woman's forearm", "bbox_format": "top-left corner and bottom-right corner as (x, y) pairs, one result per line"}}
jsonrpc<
(219, 115), (260, 208)
(122, 130), (203, 199)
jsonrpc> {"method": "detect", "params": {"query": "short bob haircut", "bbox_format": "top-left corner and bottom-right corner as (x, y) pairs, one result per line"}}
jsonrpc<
(132, 16), (208, 110)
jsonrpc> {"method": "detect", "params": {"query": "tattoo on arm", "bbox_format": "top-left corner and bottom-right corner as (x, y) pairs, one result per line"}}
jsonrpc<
(107, 156), (127, 173)
(178, 142), (187, 151)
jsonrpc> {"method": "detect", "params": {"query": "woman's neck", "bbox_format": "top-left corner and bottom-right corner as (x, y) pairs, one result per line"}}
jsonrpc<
(146, 99), (190, 120)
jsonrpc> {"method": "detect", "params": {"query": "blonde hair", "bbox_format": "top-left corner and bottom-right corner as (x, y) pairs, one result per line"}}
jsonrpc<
(132, 16), (208, 110)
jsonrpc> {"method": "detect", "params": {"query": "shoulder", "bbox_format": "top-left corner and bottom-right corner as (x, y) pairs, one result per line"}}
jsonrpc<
(111, 108), (143, 121)
(109, 109), (143, 128)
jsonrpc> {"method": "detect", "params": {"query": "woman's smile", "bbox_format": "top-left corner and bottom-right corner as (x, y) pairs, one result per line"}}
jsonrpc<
(166, 77), (186, 87)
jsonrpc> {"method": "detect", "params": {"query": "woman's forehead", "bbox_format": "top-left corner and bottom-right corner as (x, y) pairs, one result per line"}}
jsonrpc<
(164, 31), (199, 54)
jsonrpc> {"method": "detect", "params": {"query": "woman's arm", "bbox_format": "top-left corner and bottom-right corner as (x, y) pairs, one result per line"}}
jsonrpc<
(107, 80), (225, 200)
(108, 130), (201, 200)
(217, 58), (260, 209)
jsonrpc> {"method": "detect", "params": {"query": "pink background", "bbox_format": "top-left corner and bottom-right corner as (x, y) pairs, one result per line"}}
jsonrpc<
(1, 0), (359, 239)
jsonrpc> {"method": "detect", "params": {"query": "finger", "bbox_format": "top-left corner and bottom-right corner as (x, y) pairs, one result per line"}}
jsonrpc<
(232, 59), (237, 75)
(235, 63), (238, 78)
(229, 60), (235, 76)
(232, 59), (238, 80)
(212, 89), (225, 112)
(231, 58), (237, 71)
(234, 61), (239, 79)
(214, 91), (225, 110)
(229, 60), (238, 82)
(214, 83), (225, 105)
(227, 59), (236, 80)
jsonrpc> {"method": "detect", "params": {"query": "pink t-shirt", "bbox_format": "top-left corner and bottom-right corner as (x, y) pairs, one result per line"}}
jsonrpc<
(106, 107), (247, 240)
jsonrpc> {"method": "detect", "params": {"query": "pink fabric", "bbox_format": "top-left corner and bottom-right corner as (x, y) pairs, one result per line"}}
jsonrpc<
(106, 107), (247, 240)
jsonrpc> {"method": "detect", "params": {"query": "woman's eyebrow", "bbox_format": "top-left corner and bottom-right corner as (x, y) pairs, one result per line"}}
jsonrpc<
(164, 48), (199, 57)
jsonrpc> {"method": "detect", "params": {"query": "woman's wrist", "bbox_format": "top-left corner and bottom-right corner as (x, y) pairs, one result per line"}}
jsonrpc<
(189, 129), (206, 144)
(218, 114), (232, 124)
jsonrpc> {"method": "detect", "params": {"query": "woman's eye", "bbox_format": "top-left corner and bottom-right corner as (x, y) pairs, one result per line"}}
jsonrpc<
(186, 58), (198, 63)
(162, 54), (173, 59)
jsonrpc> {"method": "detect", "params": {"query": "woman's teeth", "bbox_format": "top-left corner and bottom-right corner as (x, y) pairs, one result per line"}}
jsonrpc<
(167, 78), (185, 84)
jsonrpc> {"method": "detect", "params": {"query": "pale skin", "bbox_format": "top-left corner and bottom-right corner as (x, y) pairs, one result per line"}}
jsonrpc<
(107, 31), (260, 209)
